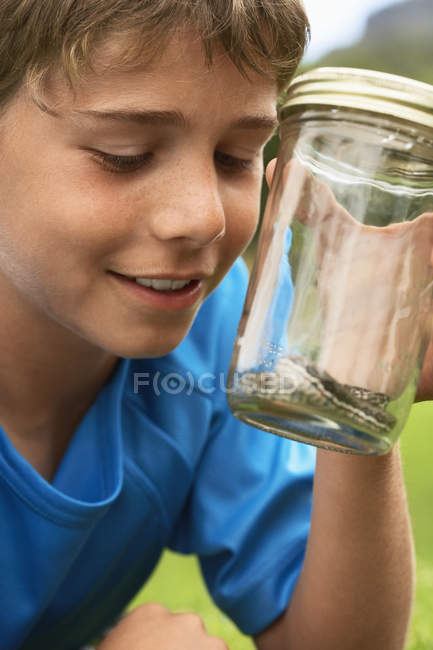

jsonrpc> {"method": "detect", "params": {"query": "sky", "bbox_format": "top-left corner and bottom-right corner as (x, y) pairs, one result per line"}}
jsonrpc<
(302, 0), (404, 61)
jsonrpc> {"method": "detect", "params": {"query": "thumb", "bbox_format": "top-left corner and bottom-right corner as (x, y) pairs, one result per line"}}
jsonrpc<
(265, 158), (277, 189)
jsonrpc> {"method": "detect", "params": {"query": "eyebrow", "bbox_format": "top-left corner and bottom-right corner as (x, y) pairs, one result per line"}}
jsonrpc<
(35, 100), (278, 132)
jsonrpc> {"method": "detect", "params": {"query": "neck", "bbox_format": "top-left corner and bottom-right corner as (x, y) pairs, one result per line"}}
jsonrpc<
(0, 280), (120, 465)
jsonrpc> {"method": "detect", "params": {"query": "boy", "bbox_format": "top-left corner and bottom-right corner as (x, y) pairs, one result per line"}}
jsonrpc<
(0, 1), (417, 648)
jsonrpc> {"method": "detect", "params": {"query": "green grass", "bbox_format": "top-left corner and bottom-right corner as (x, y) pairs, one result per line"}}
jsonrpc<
(409, 557), (433, 650)
(400, 403), (433, 649)
(128, 402), (433, 649)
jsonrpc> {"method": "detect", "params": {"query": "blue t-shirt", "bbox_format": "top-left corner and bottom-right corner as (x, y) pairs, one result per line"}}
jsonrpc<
(0, 258), (316, 650)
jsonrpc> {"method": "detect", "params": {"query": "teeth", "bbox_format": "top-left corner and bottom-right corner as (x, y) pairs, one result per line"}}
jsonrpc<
(134, 278), (153, 287)
(171, 279), (191, 290)
(135, 278), (193, 291)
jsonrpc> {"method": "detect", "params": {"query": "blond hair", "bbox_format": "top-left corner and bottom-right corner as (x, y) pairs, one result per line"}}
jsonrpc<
(0, 0), (310, 109)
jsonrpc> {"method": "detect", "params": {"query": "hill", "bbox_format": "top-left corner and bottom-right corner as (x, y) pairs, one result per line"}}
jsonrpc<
(309, 0), (433, 85)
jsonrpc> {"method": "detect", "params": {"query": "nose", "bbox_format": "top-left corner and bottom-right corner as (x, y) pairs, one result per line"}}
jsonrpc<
(148, 160), (226, 248)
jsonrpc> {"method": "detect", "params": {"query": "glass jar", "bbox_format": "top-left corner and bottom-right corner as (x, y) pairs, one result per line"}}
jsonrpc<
(227, 67), (433, 455)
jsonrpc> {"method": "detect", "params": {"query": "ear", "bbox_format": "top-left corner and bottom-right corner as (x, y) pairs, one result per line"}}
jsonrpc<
(265, 158), (277, 189)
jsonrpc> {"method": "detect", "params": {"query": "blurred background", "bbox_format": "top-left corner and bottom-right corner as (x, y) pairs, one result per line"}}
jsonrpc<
(133, 2), (433, 648)
(303, 0), (432, 80)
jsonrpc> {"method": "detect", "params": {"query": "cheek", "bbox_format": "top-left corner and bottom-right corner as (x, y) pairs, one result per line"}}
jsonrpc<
(0, 174), (121, 312)
(4, 172), (133, 273)
(0, 135), (132, 259)
(223, 187), (261, 257)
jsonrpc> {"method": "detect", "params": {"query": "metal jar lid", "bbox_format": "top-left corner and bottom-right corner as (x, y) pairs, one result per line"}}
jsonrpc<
(280, 67), (433, 130)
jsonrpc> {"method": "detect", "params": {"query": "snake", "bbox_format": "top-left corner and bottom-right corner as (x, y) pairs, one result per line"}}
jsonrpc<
(236, 354), (397, 436)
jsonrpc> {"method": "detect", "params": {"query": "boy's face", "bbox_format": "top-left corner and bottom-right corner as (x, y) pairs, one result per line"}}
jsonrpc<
(0, 31), (277, 358)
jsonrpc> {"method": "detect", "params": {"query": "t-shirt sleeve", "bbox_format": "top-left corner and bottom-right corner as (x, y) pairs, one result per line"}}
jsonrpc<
(167, 258), (316, 636)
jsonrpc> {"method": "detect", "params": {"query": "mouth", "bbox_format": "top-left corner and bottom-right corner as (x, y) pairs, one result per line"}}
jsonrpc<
(108, 271), (205, 310)
(109, 272), (198, 291)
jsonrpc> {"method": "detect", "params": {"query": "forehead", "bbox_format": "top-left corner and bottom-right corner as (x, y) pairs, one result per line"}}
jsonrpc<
(38, 30), (278, 124)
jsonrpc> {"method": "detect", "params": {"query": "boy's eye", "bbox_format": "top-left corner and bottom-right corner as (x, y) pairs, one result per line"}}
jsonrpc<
(89, 150), (253, 175)
(91, 151), (153, 174)
(215, 151), (253, 173)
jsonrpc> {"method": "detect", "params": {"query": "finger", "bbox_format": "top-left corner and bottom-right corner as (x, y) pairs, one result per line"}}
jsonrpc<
(415, 332), (433, 402)
(207, 637), (230, 649)
(130, 602), (169, 618)
(175, 612), (207, 632)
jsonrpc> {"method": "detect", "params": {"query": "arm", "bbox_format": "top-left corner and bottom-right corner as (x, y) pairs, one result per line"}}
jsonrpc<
(253, 161), (419, 650)
(254, 445), (414, 650)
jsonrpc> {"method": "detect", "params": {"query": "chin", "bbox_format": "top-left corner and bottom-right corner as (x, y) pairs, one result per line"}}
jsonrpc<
(104, 329), (191, 360)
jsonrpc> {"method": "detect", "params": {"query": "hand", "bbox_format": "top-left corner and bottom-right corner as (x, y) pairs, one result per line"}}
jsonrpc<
(270, 159), (433, 398)
(96, 603), (229, 650)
